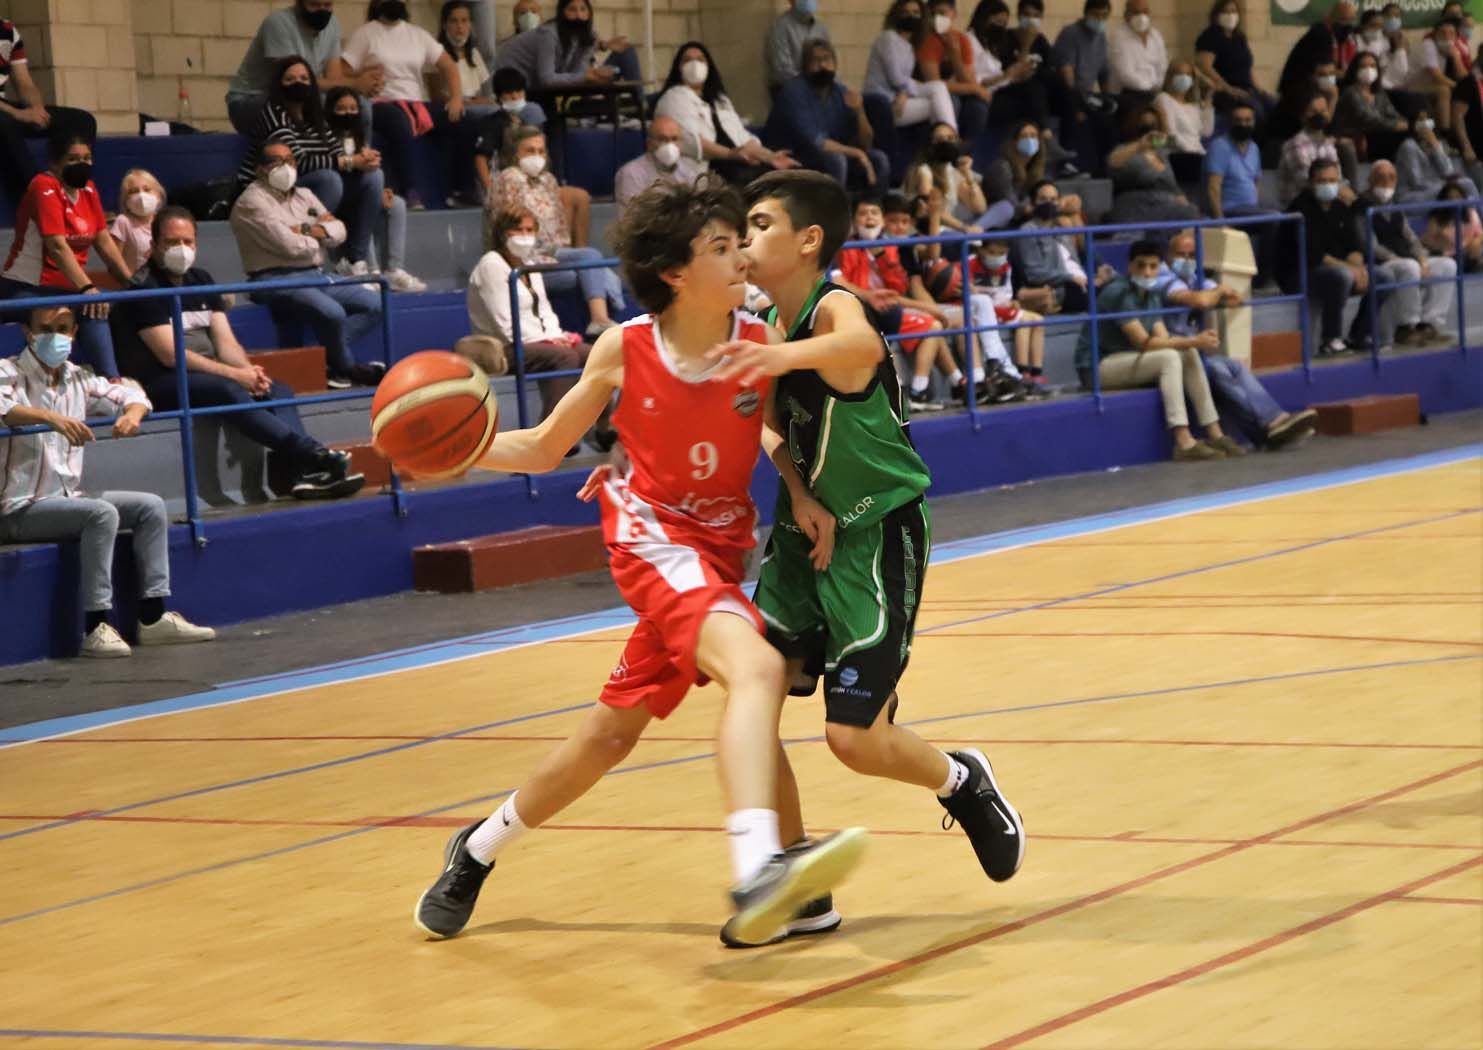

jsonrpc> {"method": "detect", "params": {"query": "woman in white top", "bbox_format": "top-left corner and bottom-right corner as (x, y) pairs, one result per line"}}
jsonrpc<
(332, 0), (465, 206)
(863, 0), (957, 130)
(439, 1), (494, 113)
(1154, 60), (1215, 185)
(653, 41), (799, 185)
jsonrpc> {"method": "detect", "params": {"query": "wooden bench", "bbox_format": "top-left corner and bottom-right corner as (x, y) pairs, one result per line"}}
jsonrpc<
(412, 525), (606, 593)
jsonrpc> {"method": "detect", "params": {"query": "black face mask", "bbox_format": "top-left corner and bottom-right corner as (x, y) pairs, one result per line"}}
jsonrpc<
(930, 140), (960, 164)
(1137, 124), (1158, 137)
(1333, 22), (1353, 39)
(1230, 123), (1254, 142)
(60, 162), (92, 189)
(1305, 113), (1329, 131)
(1033, 199), (1059, 220)
(282, 81), (314, 103)
(378, 1), (408, 20)
(301, 6), (332, 31)
(807, 68), (836, 87)
(896, 14), (923, 31)
(330, 112), (360, 130)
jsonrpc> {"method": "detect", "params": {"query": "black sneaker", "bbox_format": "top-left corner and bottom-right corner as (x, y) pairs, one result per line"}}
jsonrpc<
(718, 827), (867, 947)
(349, 361), (387, 387)
(414, 820), (494, 939)
(719, 839), (844, 948)
(325, 373), (353, 390)
(939, 748), (1025, 882)
(291, 469), (366, 500)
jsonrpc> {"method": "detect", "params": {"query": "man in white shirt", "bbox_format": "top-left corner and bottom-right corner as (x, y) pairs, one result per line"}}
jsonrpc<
(614, 116), (704, 215)
(0, 304), (215, 658)
(1107, 0), (1167, 116)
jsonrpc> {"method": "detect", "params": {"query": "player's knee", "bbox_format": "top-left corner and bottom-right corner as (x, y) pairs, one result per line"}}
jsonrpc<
(582, 724), (643, 767)
(824, 721), (882, 773)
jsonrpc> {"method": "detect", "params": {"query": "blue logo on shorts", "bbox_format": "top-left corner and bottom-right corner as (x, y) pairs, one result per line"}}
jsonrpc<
(839, 667), (860, 687)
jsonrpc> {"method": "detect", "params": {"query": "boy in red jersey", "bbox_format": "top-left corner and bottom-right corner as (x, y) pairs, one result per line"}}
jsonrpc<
(414, 176), (866, 946)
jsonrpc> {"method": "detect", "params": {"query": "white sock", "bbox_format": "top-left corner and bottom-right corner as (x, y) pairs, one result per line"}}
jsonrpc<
(948, 369), (964, 386)
(465, 793), (528, 865)
(726, 808), (781, 883)
(910, 375), (930, 394)
(935, 756), (970, 798)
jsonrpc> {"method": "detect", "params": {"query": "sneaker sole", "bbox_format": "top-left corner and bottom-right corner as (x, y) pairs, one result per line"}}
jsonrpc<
(721, 906), (844, 950)
(723, 827), (867, 946)
(79, 647), (131, 658)
(412, 825), (480, 940)
(136, 633), (216, 645)
(958, 748), (1025, 880)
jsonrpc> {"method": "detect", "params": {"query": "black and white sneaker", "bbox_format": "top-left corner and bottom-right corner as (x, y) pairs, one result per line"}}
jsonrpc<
(414, 820), (494, 939)
(719, 827), (867, 947)
(325, 373), (353, 390)
(291, 469), (366, 500)
(939, 748), (1025, 882)
(720, 838), (844, 948)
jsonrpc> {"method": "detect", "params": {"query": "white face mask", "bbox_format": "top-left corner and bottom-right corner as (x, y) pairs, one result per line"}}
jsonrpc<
(1218, 12), (1239, 30)
(933, 13), (952, 34)
(1372, 185), (1395, 203)
(682, 59), (709, 86)
(126, 191), (159, 219)
(654, 141), (682, 168)
(855, 223), (883, 240)
(161, 244), (195, 275)
(507, 234), (538, 259)
(1363, 27), (1382, 42)
(266, 164), (297, 192)
(447, 31), (470, 47)
(1171, 73), (1192, 95)
(1317, 74), (1337, 88)
(1417, 118), (1436, 132)
(501, 98), (526, 114)
(517, 11), (540, 32)
(1129, 13), (1151, 33)
(1358, 66), (1378, 84)
(518, 154), (547, 178)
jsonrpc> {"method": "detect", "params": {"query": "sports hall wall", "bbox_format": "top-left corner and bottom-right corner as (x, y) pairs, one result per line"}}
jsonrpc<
(8, 0), (1313, 138)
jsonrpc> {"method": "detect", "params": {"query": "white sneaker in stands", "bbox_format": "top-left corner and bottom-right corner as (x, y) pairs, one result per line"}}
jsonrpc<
(137, 611), (216, 645)
(80, 622), (130, 658)
(335, 258), (370, 277)
(386, 269), (427, 293)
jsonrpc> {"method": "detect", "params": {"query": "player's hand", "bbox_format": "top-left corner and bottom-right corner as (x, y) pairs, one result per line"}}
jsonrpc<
(577, 464), (611, 502)
(49, 412), (94, 446)
(706, 339), (789, 384)
(792, 491), (836, 571)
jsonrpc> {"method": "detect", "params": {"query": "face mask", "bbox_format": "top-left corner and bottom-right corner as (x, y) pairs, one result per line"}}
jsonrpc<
(1130, 273), (1160, 291)
(161, 244), (196, 275)
(500, 98), (526, 114)
(896, 14), (922, 32)
(1172, 257), (1198, 281)
(60, 162), (91, 190)
(517, 10), (541, 32)
(1034, 199), (1059, 220)
(1020, 16), (1041, 30)
(682, 59), (709, 86)
(518, 154), (547, 177)
(1086, 17), (1106, 33)
(1230, 123), (1254, 142)
(1417, 118), (1436, 132)
(1358, 66), (1378, 84)
(1363, 28), (1382, 42)
(796, 0), (818, 15)
(266, 164), (297, 192)
(282, 81), (314, 103)
(982, 252), (1008, 270)
(1314, 181), (1340, 202)
(1333, 22), (1353, 40)
(1171, 73), (1192, 95)
(807, 68), (836, 87)
(378, 1), (408, 21)
(1372, 185), (1395, 203)
(933, 13), (952, 34)
(1385, 16), (1402, 32)
(1317, 74), (1337, 88)
(507, 234), (538, 259)
(930, 139), (960, 164)
(855, 223), (883, 240)
(1218, 12), (1239, 30)
(29, 332), (72, 369)
(1129, 13), (1150, 32)
(331, 112), (360, 131)
(1463, 25), (1473, 39)
(1305, 113), (1329, 131)
(654, 141), (681, 167)
(447, 31), (471, 47)
(302, 7), (333, 31)
(126, 191), (159, 219)
(1016, 135), (1040, 157)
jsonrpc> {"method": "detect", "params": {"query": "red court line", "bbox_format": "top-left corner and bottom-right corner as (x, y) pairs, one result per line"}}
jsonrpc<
(1391, 895), (1483, 906)
(643, 760), (1483, 1050)
(919, 630), (1482, 648)
(981, 853), (1483, 1050)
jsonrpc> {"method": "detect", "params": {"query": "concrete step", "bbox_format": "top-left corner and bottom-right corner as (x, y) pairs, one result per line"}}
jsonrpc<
(1313, 393), (1422, 435)
(411, 524), (606, 593)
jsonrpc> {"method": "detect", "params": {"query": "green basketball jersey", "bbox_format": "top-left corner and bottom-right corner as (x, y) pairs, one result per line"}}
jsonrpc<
(768, 281), (931, 532)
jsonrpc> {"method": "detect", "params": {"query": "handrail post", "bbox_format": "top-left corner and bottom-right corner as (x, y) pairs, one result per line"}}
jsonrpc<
(1455, 203), (1469, 353)
(169, 295), (205, 548)
(1365, 207), (1381, 375)
(506, 265), (538, 500)
(1085, 228), (1102, 413)
(1296, 213), (1312, 384)
(377, 274), (409, 518)
(958, 231), (980, 431)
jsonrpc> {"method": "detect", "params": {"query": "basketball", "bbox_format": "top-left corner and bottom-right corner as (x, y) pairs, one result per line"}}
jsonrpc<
(370, 351), (498, 479)
(923, 257), (962, 303)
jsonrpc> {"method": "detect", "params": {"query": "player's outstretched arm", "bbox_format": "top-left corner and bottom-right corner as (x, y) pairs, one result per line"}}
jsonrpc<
(476, 326), (624, 475)
(706, 291), (882, 393)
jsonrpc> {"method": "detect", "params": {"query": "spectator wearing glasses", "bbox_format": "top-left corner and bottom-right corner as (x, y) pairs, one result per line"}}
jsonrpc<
(614, 116), (705, 214)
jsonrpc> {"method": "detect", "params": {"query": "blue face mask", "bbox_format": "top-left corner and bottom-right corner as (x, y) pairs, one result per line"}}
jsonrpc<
(1314, 181), (1340, 202)
(796, 0), (818, 15)
(1130, 273), (1161, 291)
(1172, 257), (1199, 281)
(29, 331), (72, 369)
(1384, 16), (1402, 32)
(1086, 17), (1105, 33)
(1016, 135), (1040, 157)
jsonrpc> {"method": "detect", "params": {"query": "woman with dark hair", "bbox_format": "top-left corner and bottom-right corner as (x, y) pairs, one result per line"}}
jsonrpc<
(654, 41), (798, 184)
(1, 132), (133, 378)
(439, 0), (495, 112)
(1105, 104), (1201, 225)
(967, 0), (1047, 125)
(237, 56), (384, 274)
(864, 0), (958, 132)
(983, 119), (1069, 224)
(497, 0), (640, 90)
(1333, 49), (1409, 160)
(1195, 0), (1277, 123)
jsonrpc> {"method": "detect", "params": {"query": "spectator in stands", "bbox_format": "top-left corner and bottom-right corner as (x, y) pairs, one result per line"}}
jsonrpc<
(1075, 239), (1235, 461)
(766, 41), (889, 190)
(488, 127), (622, 337)
(1106, 106), (1201, 226)
(227, 0), (383, 136)
(865, 0), (958, 135)
(1279, 158), (1369, 356)
(972, 0), (1049, 126)
(1333, 50), (1409, 160)
(324, 87), (428, 291)
(1155, 61), (1214, 186)
(1356, 5), (1417, 118)
(1107, 0), (1168, 122)
(1278, 0), (1358, 113)
(1422, 182), (1483, 272)
(1158, 231), (1317, 450)
(1442, 2), (1474, 76)
(1454, 48), (1483, 190)
(237, 58), (386, 282)
(1272, 59), (1341, 142)
(1012, 179), (1093, 313)
(1203, 102), (1278, 286)
(910, 123), (998, 234)
(984, 120), (1066, 226)
(1, 133), (133, 379)
(1360, 161), (1458, 349)
(0, 303), (215, 657)
(766, 0), (832, 98)
(333, 0), (465, 210)
(441, 0), (496, 115)
(1196, 0), (1277, 124)
(472, 68), (550, 203)
(1277, 92), (1351, 206)
(108, 169), (167, 278)
(1396, 107), (1479, 200)
(0, 19), (97, 208)
(111, 207), (366, 501)
(1047, 0), (1119, 174)
(467, 205), (617, 443)
(1408, 18), (1460, 134)
(973, 232), (1048, 388)
(231, 143), (385, 389)
(614, 116), (704, 214)
(655, 42), (799, 184)
(496, 0), (640, 91)
(917, 0), (992, 143)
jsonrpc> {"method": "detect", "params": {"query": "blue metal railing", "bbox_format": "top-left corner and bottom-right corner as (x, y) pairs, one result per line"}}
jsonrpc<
(0, 273), (399, 545)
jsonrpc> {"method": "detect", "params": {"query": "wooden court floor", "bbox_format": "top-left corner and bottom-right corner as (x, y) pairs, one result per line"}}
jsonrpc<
(1, 459), (1480, 1050)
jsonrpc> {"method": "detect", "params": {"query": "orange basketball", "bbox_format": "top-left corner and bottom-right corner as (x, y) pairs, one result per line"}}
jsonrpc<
(370, 351), (498, 479)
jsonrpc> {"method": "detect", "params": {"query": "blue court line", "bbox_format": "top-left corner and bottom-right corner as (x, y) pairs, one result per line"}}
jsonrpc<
(0, 1030), (521, 1050)
(2, 443), (1476, 749)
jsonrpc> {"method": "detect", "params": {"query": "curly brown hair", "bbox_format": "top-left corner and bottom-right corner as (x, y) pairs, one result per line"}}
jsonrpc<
(611, 174), (746, 314)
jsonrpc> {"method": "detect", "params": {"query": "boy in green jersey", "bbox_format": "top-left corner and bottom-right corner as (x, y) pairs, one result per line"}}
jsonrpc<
(709, 171), (1026, 945)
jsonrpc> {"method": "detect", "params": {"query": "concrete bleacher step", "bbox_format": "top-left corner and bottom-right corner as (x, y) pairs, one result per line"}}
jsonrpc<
(1312, 394), (1421, 435)
(411, 525), (606, 593)
(248, 346), (327, 393)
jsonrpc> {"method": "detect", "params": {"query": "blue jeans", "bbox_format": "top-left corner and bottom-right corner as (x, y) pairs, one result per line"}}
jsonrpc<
(1203, 355), (1283, 447)
(247, 268), (382, 374)
(297, 167), (386, 264)
(796, 143), (892, 192)
(546, 247), (624, 315)
(144, 373), (322, 467)
(607, 49), (641, 82)
(0, 277), (120, 377)
(371, 193), (408, 273)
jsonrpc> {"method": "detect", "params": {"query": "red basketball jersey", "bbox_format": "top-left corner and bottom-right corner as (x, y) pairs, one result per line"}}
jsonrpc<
(603, 311), (772, 556)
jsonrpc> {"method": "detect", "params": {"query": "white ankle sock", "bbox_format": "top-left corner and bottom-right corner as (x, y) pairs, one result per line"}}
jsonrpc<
(726, 808), (781, 883)
(465, 793), (527, 864)
(935, 756), (970, 798)
(910, 375), (930, 395)
(948, 369), (964, 386)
